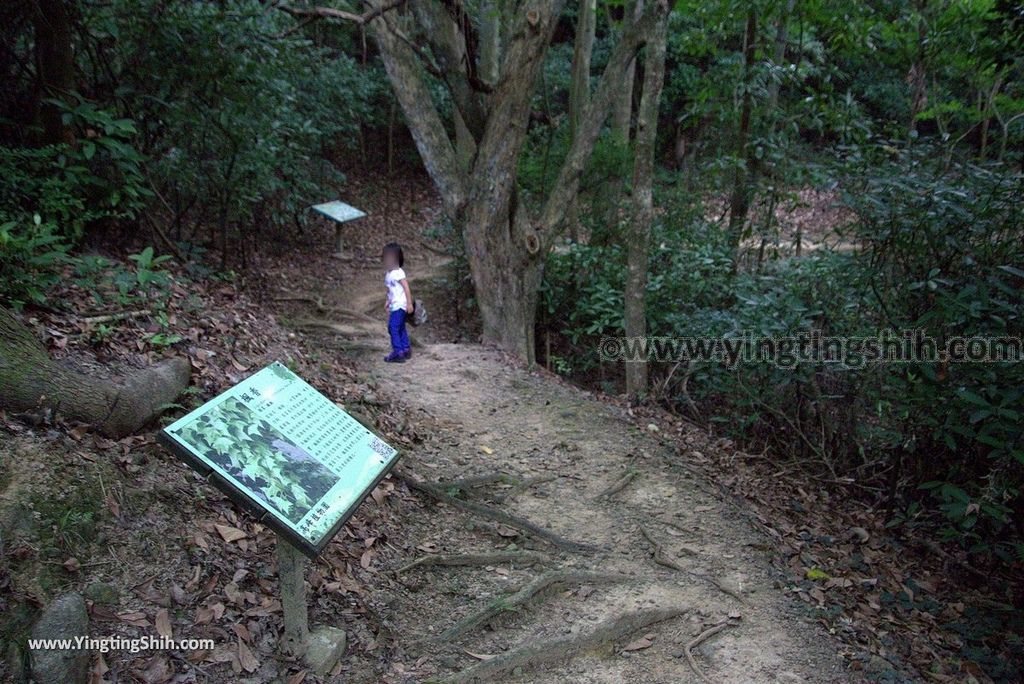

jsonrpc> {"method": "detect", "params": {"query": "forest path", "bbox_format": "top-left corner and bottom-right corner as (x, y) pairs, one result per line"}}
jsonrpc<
(285, 250), (850, 683)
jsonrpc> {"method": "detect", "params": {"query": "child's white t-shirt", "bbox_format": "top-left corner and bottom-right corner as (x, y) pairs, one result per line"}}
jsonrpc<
(385, 268), (408, 312)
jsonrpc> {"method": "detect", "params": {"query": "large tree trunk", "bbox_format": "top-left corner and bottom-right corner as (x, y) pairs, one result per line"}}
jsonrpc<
(367, 0), (669, 361)
(624, 10), (668, 397)
(461, 183), (545, 362)
(726, 8), (758, 260)
(0, 308), (191, 438)
(907, 0), (928, 140)
(31, 0), (75, 146)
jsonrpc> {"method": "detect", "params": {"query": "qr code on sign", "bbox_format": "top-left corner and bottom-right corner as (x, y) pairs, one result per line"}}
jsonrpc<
(369, 437), (391, 459)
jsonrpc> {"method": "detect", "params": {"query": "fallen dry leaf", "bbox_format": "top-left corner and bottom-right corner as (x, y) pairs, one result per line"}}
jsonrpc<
(89, 653), (109, 684)
(215, 524), (248, 543)
(237, 638), (260, 673)
(154, 609), (173, 639)
(117, 611), (150, 628)
(134, 655), (173, 684)
(622, 633), (656, 651)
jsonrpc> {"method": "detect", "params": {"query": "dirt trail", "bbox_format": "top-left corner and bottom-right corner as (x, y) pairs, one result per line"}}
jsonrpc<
(290, 251), (850, 683)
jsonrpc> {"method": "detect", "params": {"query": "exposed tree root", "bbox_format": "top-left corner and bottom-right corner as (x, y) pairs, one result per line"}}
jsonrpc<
(273, 294), (326, 311)
(0, 307), (190, 437)
(441, 472), (518, 493)
(685, 617), (739, 683)
(596, 469), (639, 499)
(79, 309), (152, 325)
(639, 526), (745, 603)
(442, 606), (688, 683)
(437, 570), (627, 642)
(396, 470), (596, 553)
(395, 550), (550, 575)
(639, 525), (685, 571)
(492, 474), (559, 503)
(426, 472), (558, 502)
(291, 319), (368, 336)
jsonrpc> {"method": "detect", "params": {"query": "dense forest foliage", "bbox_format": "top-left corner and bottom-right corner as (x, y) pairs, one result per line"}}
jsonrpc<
(2, 0), (1023, 678)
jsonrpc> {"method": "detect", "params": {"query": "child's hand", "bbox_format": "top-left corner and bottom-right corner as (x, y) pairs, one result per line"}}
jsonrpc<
(406, 303), (413, 314)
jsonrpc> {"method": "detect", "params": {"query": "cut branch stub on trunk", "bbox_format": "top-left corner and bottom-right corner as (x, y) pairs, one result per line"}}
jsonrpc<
(0, 307), (191, 438)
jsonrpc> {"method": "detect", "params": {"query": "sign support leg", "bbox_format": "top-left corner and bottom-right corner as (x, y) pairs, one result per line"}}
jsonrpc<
(277, 535), (310, 656)
(276, 534), (346, 675)
(333, 225), (344, 258)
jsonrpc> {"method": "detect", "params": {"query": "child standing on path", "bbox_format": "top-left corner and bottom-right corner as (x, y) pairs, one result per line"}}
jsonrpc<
(382, 242), (413, 363)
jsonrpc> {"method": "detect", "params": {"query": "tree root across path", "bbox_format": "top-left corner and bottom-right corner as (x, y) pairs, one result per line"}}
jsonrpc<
(685, 617), (740, 683)
(395, 470), (597, 553)
(440, 606), (689, 684)
(440, 471), (560, 503)
(639, 525), (746, 604)
(395, 550), (551, 575)
(596, 469), (639, 499)
(437, 570), (628, 642)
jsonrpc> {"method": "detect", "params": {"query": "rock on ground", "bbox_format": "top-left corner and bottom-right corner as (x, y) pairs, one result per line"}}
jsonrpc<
(30, 592), (90, 684)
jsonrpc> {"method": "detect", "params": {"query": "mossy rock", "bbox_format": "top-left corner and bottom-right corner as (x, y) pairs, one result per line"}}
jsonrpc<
(83, 582), (120, 606)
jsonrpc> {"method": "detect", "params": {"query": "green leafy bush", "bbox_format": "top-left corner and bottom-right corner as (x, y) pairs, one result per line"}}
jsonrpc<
(0, 104), (148, 306)
(541, 144), (1023, 560)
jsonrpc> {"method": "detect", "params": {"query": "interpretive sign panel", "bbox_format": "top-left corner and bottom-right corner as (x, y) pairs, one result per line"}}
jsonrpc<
(311, 200), (366, 224)
(158, 362), (398, 557)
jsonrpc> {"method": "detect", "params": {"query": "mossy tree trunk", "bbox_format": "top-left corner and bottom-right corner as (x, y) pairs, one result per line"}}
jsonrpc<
(624, 8), (668, 396)
(0, 308), (191, 438)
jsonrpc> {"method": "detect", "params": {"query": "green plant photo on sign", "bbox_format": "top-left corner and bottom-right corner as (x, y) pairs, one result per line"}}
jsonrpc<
(160, 362), (399, 555)
(172, 397), (336, 524)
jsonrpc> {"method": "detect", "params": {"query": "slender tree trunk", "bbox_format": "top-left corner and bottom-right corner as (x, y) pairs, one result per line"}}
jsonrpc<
(31, 0), (75, 146)
(567, 0), (597, 243)
(767, 0), (796, 113)
(479, 1), (501, 83)
(727, 9), (758, 261)
(624, 10), (668, 397)
(612, 0), (643, 141)
(570, 0), (597, 138)
(455, 109), (476, 169)
(907, 1), (928, 139)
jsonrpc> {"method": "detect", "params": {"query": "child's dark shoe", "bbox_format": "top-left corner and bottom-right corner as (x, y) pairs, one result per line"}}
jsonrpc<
(401, 349), (412, 359)
(384, 352), (406, 363)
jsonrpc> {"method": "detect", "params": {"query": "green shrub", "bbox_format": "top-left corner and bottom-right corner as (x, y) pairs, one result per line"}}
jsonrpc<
(0, 103), (148, 306)
(540, 144), (1023, 560)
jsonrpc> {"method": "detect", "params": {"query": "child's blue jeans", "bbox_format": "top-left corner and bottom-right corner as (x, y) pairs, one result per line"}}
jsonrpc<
(388, 309), (410, 355)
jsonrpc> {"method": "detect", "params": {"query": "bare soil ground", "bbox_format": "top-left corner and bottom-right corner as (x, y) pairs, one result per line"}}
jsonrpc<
(273, 240), (852, 683)
(17, 172), (1001, 684)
